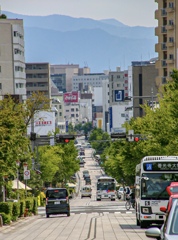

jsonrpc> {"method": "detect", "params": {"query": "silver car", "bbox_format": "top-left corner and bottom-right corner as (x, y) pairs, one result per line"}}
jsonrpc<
(145, 199), (178, 240)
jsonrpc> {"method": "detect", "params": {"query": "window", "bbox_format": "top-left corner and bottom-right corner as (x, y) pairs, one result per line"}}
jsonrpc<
(0, 83), (2, 90)
(0, 66), (1, 72)
(121, 113), (125, 117)
(71, 108), (74, 112)
(66, 110), (69, 112)
(169, 54), (174, 60)
(169, 37), (174, 43)
(169, 20), (174, 25)
(71, 114), (74, 117)
(169, 2), (174, 8)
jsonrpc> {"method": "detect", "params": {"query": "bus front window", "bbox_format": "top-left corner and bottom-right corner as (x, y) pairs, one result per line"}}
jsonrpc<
(140, 173), (175, 199)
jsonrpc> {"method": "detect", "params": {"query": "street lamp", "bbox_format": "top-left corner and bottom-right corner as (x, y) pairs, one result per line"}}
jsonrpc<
(16, 160), (20, 201)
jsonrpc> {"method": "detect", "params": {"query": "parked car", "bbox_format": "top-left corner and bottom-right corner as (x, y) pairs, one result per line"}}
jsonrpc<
(45, 188), (70, 218)
(145, 198), (178, 239)
(117, 186), (130, 199)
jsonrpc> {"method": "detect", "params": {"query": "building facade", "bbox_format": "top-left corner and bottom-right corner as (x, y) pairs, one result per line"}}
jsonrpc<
(72, 73), (109, 91)
(0, 18), (26, 100)
(155, 0), (178, 86)
(132, 61), (159, 118)
(26, 62), (51, 99)
(50, 64), (90, 92)
(51, 73), (66, 93)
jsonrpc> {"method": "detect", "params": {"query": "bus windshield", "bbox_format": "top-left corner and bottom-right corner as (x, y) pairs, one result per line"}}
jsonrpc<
(141, 173), (178, 200)
(97, 182), (115, 191)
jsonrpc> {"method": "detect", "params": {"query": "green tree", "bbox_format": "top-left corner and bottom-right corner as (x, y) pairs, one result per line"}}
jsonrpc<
(104, 70), (178, 185)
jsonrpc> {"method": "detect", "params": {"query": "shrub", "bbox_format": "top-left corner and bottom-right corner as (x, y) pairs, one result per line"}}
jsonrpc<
(0, 202), (13, 215)
(20, 201), (26, 217)
(32, 198), (38, 215)
(25, 199), (33, 216)
(12, 202), (20, 221)
(0, 212), (11, 225)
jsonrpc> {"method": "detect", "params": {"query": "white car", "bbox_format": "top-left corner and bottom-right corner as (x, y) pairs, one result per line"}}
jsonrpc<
(117, 186), (130, 199)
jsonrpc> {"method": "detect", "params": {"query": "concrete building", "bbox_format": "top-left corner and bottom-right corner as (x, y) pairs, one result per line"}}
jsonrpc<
(0, 18), (26, 100)
(132, 61), (159, 118)
(51, 73), (66, 93)
(26, 62), (51, 99)
(72, 73), (109, 91)
(50, 64), (90, 92)
(51, 83), (65, 133)
(155, 0), (178, 86)
(108, 67), (131, 132)
(80, 93), (93, 123)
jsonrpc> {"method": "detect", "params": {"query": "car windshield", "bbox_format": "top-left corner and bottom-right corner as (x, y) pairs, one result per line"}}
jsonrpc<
(46, 189), (68, 199)
(141, 173), (178, 200)
(119, 187), (123, 192)
(170, 205), (178, 234)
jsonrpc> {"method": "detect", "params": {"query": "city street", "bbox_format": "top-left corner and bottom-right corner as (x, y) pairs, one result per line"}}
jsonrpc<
(0, 147), (149, 240)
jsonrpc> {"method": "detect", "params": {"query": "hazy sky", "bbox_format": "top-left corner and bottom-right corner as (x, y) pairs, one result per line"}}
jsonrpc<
(1, 0), (158, 27)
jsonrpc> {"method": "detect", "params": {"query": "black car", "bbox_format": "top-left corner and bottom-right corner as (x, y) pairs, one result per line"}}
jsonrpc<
(85, 178), (91, 185)
(45, 188), (70, 218)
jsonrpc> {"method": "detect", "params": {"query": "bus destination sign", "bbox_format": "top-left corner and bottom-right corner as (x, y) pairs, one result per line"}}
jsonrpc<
(143, 162), (178, 171)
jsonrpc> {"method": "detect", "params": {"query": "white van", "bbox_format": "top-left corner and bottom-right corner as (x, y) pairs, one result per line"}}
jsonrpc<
(81, 186), (92, 198)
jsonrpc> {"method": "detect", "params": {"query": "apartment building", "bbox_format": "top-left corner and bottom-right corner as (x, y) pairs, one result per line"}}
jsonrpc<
(0, 18), (26, 100)
(155, 0), (178, 86)
(26, 62), (51, 99)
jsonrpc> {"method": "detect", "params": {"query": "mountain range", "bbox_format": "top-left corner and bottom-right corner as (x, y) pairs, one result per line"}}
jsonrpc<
(4, 11), (158, 72)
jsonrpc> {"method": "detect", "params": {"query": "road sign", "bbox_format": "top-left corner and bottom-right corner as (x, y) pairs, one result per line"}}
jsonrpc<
(24, 170), (30, 180)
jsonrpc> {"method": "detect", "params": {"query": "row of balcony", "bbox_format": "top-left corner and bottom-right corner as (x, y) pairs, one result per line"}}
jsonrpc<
(155, 42), (174, 52)
(155, 25), (175, 35)
(155, 5), (174, 18)
(155, 58), (175, 68)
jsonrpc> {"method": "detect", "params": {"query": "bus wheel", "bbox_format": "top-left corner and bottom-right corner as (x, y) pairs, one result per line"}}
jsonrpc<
(140, 221), (147, 228)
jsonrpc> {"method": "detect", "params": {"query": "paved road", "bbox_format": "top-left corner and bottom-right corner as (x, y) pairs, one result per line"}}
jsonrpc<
(0, 144), (150, 240)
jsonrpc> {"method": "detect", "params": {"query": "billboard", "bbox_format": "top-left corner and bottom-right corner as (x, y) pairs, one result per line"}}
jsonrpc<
(64, 92), (78, 103)
(115, 90), (124, 102)
(27, 111), (55, 136)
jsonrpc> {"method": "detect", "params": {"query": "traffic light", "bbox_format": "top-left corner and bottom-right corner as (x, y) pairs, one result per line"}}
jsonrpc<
(111, 133), (126, 139)
(56, 135), (75, 143)
(134, 137), (140, 142)
(30, 132), (36, 141)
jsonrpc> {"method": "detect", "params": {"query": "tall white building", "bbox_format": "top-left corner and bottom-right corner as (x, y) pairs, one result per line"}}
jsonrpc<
(108, 67), (132, 132)
(0, 18), (26, 100)
(72, 73), (109, 91)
